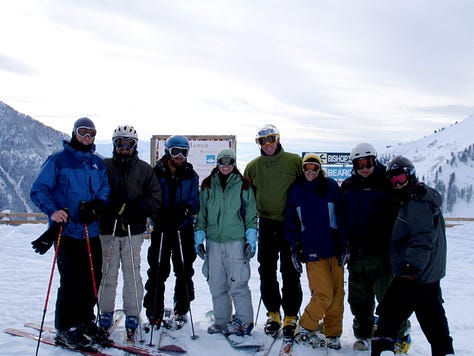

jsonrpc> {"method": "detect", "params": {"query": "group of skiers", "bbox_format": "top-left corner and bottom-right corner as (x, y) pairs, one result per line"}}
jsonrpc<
(30, 119), (455, 355)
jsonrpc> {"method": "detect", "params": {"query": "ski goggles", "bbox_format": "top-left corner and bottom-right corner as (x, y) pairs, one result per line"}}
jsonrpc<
(389, 173), (409, 187)
(303, 163), (320, 172)
(256, 134), (278, 146)
(353, 157), (375, 170)
(75, 126), (97, 138)
(169, 147), (189, 158)
(217, 157), (235, 166)
(113, 137), (137, 149)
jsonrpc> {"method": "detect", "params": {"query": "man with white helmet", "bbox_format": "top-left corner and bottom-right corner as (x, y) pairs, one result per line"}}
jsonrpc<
(244, 124), (303, 338)
(341, 143), (410, 352)
(98, 125), (162, 341)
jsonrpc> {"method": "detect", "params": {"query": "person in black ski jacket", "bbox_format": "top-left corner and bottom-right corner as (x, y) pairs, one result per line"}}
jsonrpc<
(98, 125), (161, 339)
(371, 156), (455, 356)
(340, 143), (409, 352)
(143, 135), (199, 330)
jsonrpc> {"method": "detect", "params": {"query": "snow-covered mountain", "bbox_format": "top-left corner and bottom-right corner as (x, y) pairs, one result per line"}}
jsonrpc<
(0, 102), (68, 212)
(379, 115), (474, 216)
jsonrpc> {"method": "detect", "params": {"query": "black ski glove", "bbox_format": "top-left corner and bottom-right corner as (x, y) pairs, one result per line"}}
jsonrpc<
(79, 199), (105, 224)
(196, 243), (206, 260)
(31, 223), (60, 255)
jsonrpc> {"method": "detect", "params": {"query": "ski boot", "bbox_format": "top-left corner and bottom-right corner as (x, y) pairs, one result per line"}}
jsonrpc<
(282, 315), (297, 338)
(264, 311), (281, 337)
(222, 316), (254, 336)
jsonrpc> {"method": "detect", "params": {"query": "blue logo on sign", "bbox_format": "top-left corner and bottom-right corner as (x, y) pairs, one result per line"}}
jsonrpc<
(206, 155), (216, 164)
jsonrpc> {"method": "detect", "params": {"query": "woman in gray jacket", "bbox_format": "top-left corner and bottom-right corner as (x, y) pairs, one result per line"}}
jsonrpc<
(371, 156), (455, 356)
(194, 148), (258, 337)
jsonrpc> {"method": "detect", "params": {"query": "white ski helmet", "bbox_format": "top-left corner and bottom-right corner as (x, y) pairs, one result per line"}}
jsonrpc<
(112, 125), (138, 141)
(350, 142), (377, 161)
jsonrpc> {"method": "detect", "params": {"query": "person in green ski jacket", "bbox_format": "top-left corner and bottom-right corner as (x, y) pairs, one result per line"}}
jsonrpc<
(195, 148), (258, 336)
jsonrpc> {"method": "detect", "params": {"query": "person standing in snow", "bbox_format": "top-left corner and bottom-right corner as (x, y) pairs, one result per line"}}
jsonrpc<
(143, 135), (199, 330)
(98, 125), (161, 340)
(340, 143), (410, 352)
(194, 148), (258, 336)
(371, 156), (455, 356)
(30, 117), (110, 349)
(244, 124), (303, 338)
(285, 153), (347, 350)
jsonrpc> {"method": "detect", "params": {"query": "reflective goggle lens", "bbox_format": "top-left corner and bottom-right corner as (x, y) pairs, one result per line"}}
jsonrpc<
(113, 137), (137, 149)
(218, 157), (235, 166)
(303, 163), (320, 172)
(354, 157), (375, 170)
(75, 126), (97, 138)
(169, 147), (189, 157)
(256, 135), (277, 146)
(389, 173), (408, 186)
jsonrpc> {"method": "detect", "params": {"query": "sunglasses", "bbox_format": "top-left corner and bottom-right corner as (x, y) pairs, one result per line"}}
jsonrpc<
(256, 134), (278, 146)
(75, 126), (97, 138)
(354, 157), (375, 170)
(389, 173), (408, 187)
(303, 163), (320, 172)
(169, 147), (189, 158)
(113, 137), (137, 149)
(218, 157), (235, 166)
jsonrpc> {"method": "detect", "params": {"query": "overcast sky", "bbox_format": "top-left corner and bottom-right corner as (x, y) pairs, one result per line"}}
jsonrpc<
(1, 0), (473, 153)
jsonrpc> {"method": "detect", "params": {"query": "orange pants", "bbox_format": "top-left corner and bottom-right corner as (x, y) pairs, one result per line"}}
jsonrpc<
(300, 257), (344, 337)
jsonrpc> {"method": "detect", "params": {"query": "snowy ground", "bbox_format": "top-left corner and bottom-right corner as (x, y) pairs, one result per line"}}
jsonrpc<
(0, 222), (473, 355)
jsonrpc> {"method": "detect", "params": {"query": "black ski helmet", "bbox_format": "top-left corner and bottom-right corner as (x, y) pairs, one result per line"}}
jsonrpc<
(386, 155), (417, 184)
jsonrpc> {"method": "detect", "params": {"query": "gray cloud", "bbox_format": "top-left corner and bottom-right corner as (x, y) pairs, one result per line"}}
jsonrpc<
(0, 54), (35, 76)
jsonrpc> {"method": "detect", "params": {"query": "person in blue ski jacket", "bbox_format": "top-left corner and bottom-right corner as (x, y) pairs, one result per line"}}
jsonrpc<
(285, 153), (347, 350)
(30, 117), (110, 350)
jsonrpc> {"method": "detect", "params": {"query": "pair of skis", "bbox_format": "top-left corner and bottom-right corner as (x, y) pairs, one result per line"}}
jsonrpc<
(6, 321), (175, 356)
(260, 329), (294, 356)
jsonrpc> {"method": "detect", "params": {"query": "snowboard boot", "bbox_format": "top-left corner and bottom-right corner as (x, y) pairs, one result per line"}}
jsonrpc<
(372, 337), (395, 356)
(79, 321), (113, 346)
(326, 336), (341, 350)
(174, 313), (188, 330)
(282, 315), (298, 338)
(264, 311), (281, 336)
(222, 316), (254, 336)
(295, 325), (326, 348)
(55, 327), (93, 350)
(394, 334), (412, 354)
(353, 337), (370, 350)
(207, 323), (225, 334)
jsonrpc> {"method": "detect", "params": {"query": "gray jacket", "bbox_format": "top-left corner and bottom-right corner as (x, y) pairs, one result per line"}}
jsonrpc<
(390, 184), (446, 284)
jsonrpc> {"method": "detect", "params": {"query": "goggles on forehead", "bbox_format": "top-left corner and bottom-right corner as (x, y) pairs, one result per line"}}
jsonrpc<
(303, 163), (320, 172)
(113, 137), (137, 149)
(389, 173), (409, 187)
(217, 157), (235, 166)
(169, 147), (189, 158)
(353, 156), (375, 170)
(256, 134), (278, 146)
(75, 126), (97, 138)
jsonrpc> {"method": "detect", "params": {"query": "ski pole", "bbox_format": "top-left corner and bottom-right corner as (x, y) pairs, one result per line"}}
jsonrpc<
(254, 296), (262, 326)
(96, 218), (118, 323)
(127, 224), (145, 343)
(35, 224), (63, 356)
(177, 230), (198, 340)
(84, 223), (99, 303)
(148, 231), (164, 346)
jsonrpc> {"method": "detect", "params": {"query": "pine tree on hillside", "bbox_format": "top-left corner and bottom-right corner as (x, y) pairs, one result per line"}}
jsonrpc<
(446, 173), (457, 212)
